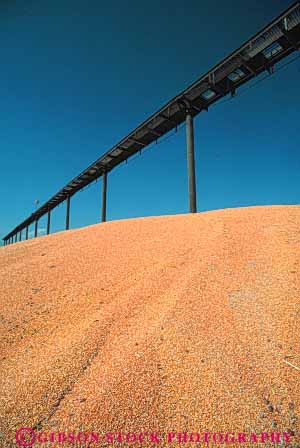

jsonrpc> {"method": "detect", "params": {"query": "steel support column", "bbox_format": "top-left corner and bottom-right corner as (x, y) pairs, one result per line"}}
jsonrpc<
(26, 226), (29, 240)
(15, 234), (17, 243)
(34, 220), (38, 238)
(19, 230), (22, 242)
(186, 111), (197, 213)
(66, 196), (71, 230)
(101, 172), (107, 223)
(47, 210), (51, 235)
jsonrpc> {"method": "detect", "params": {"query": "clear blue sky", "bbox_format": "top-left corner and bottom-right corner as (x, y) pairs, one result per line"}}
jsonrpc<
(1, 0), (300, 240)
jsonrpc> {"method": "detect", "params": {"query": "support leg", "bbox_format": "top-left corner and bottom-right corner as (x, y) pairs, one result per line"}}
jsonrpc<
(186, 111), (197, 213)
(47, 210), (51, 235)
(101, 172), (107, 223)
(34, 220), (38, 238)
(66, 197), (71, 230)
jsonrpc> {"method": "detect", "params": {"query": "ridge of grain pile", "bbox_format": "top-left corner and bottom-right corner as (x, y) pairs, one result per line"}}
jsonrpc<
(0, 205), (299, 447)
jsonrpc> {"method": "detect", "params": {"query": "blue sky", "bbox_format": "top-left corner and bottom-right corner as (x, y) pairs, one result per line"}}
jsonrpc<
(1, 0), (300, 241)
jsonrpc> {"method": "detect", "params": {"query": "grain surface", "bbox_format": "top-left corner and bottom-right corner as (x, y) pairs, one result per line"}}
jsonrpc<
(0, 206), (300, 447)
